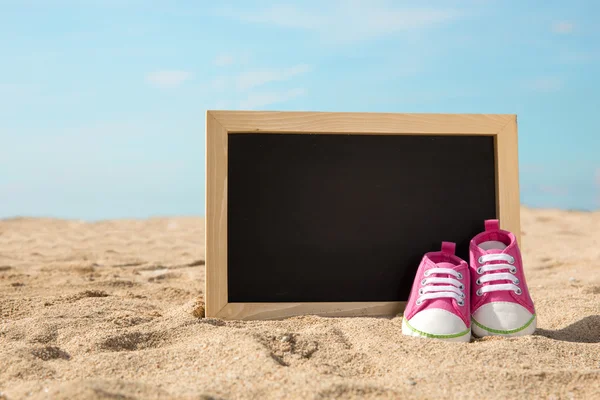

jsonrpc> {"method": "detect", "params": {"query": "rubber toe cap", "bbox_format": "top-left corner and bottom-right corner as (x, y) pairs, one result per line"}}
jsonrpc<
(472, 302), (534, 331)
(408, 308), (468, 335)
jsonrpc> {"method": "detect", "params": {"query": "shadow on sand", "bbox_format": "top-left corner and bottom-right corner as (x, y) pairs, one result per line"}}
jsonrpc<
(535, 315), (600, 343)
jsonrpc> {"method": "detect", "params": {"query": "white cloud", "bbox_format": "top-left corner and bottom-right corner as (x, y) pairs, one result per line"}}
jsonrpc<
(213, 53), (235, 67)
(528, 77), (563, 93)
(205, 64), (312, 97)
(236, 64), (312, 91)
(145, 70), (192, 89)
(552, 21), (574, 34)
(217, 1), (460, 43)
(239, 88), (306, 109)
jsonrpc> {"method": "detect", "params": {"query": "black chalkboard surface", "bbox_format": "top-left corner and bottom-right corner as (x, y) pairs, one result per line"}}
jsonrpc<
(205, 111), (520, 319)
(228, 134), (496, 303)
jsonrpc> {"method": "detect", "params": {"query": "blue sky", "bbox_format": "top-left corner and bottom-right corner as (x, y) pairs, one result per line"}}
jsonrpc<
(1, 0), (599, 220)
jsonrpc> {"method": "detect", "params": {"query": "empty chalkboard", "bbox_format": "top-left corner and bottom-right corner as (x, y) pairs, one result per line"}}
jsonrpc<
(228, 133), (496, 302)
(206, 111), (521, 320)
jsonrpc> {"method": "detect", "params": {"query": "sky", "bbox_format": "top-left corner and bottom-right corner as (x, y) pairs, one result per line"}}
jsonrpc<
(1, 0), (599, 220)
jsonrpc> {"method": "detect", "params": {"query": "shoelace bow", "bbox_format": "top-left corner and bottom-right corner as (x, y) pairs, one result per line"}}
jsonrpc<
(417, 268), (465, 306)
(475, 253), (521, 296)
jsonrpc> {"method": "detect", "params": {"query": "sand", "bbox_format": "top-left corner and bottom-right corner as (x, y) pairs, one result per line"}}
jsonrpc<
(0, 207), (599, 400)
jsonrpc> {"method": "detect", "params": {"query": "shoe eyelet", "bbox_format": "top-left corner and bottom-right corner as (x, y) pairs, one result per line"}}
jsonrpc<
(476, 279), (481, 285)
(458, 284), (465, 290)
(424, 270), (431, 277)
(418, 288), (425, 295)
(457, 300), (465, 306)
(416, 299), (423, 305)
(510, 267), (517, 274)
(477, 267), (483, 275)
(478, 256), (484, 264)
(508, 257), (515, 265)
(460, 292), (465, 299)
(514, 288), (522, 295)
(513, 279), (520, 285)
(457, 272), (463, 280)
(421, 278), (427, 286)
(476, 289), (483, 296)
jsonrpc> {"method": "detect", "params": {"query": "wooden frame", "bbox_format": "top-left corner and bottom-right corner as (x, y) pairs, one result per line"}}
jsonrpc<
(205, 111), (520, 320)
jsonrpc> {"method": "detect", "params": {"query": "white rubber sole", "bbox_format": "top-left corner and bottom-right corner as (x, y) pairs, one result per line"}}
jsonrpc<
(401, 317), (472, 342)
(471, 314), (537, 338)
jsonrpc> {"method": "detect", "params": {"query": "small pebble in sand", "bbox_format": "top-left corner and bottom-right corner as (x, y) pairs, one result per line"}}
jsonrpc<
(568, 277), (578, 283)
(405, 379), (417, 386)
(280, 335), (291, 343)
(192, 298), (205, 318)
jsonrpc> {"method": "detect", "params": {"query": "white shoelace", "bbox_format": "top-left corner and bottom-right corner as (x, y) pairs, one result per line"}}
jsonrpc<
(417, 268), (465, 306)
(475, 253), (521, 296)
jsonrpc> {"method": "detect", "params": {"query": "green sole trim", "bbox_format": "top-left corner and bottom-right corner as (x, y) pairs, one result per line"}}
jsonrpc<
(403, 317), (471, 339)
(471, 314), (536, 335)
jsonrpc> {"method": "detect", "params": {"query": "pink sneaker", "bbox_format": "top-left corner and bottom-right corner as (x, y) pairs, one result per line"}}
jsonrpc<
(402, 242), (471, 342)
(469, 219), (536, 337)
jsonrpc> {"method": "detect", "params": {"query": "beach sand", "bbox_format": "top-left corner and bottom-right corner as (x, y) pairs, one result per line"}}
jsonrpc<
(1, 207), (599, 399)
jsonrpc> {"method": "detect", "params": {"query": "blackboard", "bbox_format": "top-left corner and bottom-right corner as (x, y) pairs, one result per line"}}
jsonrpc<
(206, 111), (520, 319)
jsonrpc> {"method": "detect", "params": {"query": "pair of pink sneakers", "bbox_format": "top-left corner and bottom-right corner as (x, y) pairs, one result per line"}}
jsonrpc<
(402, 219), (536, 342)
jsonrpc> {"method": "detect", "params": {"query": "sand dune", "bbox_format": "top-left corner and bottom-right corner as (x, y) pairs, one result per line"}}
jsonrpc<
(1, 208), (599, 399)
